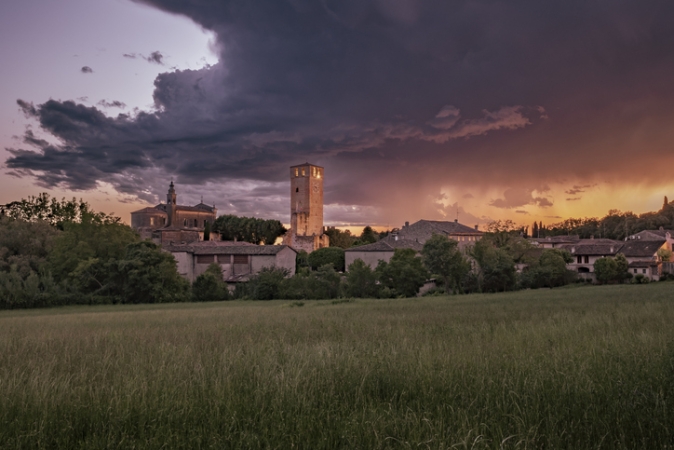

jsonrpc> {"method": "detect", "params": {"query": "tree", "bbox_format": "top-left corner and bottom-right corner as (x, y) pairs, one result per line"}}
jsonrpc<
(48, 213), (139, 281)
(0, 217), (59, 279)
(614, 253), (630, 282)
(308, 247), (345, 272)
(375, 248), (429, 297)
(520, 249), (575, 289)
(469, 240), (516, 292)
(352, 226), (380, 246)
(115, 241), (190, 303)
(593, 257), (617, 284)
(0, 193), (119, 228)
(212, 215), (286, 245)
(203, 221), (211, 241)
(192, 263), (229, 301)
(324, 226), (356, 249)
(245, 267), (289, 300)
(532, 221), (539, 238)
(657, 248), (672, 262)
(344, 259), (379, 298)
(421, 234), (470, 293)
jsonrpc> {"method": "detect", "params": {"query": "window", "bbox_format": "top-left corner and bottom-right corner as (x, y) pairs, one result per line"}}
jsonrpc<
(196, 255), (214, 264)
(301, 168), (306, 176)
(634, 269), (638, 274)
(183, 219), (187, 226)
(217, 255), (229, 263)
(584, 256), (589, 264)
(150, 217), (155, 226)
(642, 269), (646, 274)
(296, 187), (299, 192)
(295, 168), (299, 177)
(233, 255), (248, 264)
(577, 256), (582, 264)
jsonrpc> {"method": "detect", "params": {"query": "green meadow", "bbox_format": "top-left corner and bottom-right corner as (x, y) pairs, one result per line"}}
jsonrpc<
(1, 283), (673, 449)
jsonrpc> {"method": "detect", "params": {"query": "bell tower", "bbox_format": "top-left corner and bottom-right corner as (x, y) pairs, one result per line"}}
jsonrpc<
(284, 163), (329, 252)
(290, 163), (324, 236)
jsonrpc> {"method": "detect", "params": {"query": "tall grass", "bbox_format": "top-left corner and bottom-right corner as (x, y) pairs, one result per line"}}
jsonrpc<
(1, 283), (673, 449)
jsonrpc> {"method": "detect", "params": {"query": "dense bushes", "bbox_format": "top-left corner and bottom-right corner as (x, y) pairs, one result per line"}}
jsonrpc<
(307, 247), (345, 271)
(0, 200), (190, 309)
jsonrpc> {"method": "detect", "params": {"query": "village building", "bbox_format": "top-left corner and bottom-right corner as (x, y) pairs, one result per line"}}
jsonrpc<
(164, 240), (296, 284)
(557, 237), (668, 281)
(345, 219), (482, 269)
(282, 163), (330, 253)
(626, 228), (674, 252)
(130, 181), (218, 245)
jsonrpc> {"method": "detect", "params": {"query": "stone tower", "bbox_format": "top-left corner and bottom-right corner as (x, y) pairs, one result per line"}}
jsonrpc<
(167, 181), (177, 227)
(283, 163), (330, 252)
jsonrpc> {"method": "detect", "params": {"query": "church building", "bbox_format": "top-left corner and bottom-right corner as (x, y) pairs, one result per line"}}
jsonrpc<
(282, 163), (330, 252)
(130, 181), (217, 245)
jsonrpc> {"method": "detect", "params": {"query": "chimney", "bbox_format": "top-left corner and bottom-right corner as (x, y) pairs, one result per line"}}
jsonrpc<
(474, 225), (479, 230)
(454, 219), (458, 223)
(404, 221), (409, 228)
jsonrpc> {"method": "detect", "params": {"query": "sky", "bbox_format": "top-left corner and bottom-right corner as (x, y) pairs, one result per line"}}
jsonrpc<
(2, 0), (674, 231)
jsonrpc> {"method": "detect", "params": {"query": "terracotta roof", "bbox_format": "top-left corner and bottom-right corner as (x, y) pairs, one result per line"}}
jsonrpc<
(130, 206), (168, 215)
(628, 261), (659, 268)
(345, 235), (424, 252)
(175, 205), (216, 213)
(530, 235), (580, 244)
(558, 240), (622, 256)
(418, 220), (482, 235)
(619, 239), (666, 257)
(629, 230), (674, 240)
(558, 238), (665, 258)
(389, 219), (481, 246)
(165, 241), (295, 255)
(131, 203), (215, 214)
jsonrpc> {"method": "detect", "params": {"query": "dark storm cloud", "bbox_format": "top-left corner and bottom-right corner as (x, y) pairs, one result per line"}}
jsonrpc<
(80, 66), (93, 73)
(6, 0), (674, 223)
(145, 51), (164, 64)
(490, 188), (553, 209)
(97, 100), (127, 109)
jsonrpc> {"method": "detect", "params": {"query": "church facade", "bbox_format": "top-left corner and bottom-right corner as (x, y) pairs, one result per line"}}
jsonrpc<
(130, 182), (217, 245)
(282, 163), (330, 253)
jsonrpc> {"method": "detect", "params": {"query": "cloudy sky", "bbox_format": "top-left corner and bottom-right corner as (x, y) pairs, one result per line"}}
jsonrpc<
(2, 0), (674, 230)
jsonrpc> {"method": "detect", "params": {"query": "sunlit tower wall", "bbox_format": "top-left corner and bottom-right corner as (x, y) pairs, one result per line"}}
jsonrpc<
(283, 163), (329, 253)
(290, 163), (324, 236)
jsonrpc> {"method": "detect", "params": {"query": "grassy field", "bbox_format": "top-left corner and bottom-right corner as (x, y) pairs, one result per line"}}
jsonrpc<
(1, 283), (673, 449)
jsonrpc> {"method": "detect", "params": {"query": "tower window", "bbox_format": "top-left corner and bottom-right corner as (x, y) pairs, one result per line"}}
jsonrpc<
(295, 168), (298, 177)
(301, 168), (306, 176)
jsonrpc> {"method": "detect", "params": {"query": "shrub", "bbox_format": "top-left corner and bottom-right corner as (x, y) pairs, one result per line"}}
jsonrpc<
(308, 247), (345, 272)
(375, 249), (428, 297)
(192, 263), (229, 302)
(344, 259), (379, 298)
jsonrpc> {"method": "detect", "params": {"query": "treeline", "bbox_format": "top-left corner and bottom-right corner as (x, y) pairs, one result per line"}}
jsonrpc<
(0, 195), (189, 309)
(212, 215), (286, 245)
(324, 226), (389, 249)
(532, 197), (674, 240)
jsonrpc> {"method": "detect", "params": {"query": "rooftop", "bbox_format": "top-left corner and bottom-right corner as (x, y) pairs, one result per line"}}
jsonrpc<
(164, 241), (295, 255)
